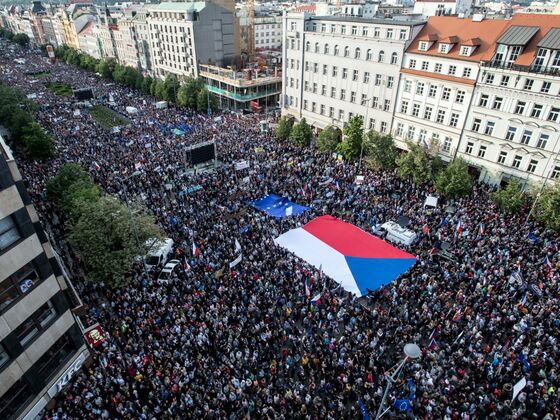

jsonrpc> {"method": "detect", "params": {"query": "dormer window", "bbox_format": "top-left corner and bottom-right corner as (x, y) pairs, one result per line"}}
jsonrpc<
(419, 41), (429, 51)
(439, 43), (451, 54)
(460, 46), (472, 56)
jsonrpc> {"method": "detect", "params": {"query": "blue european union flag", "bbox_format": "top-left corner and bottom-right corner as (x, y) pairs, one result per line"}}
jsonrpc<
(517, 352), (530, 372)
(249, 194), (309, 219)
(394, 399), (411, 411)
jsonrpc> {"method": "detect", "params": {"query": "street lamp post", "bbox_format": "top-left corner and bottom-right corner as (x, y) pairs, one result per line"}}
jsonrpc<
(375, 343), (421, 420)
(359, 97), (374, 173)
(119, 170), (149, 278)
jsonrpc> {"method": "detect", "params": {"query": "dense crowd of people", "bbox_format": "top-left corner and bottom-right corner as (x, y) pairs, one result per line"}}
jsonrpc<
(1, 45), (559, 419)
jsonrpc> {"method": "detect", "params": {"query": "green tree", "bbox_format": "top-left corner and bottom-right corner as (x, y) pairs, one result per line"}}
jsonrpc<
(396, 141), (434, 185)
(7, 107), (33, 142)
(491, 181), (526, 213)
(316, 125), (341, 152)
(13, 33), (30, 47)
(154, 80), (166, 99)
(196, 88), (217, 113)
(176, 85), (189, 107)
(532, 180), (560, 230)
(365, 131), (398, 170)
(182, 77), (204, 109)
(97, 58), (117, 79)
(46, 163), (92, 203)
(61, 180), (101, 221)
(291, 118), (312, 147)
(337, 115), (363, 160)
(275, 116), (293, 140)
(21, 122), (55, 159)
(434, 158), (473, 198)
(163, 74), (180, 103)
(141, 76), (154, 96)
(69, 196), (162, 286)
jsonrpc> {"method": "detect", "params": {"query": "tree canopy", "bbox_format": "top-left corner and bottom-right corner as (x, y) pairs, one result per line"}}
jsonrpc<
(365, 131), (398, 170)
(491, 181), (526, 213)
(533, 180), (560, 230)
(291, 118), (312, 147)
(316, 125), (341, 152)
(435, 158), (473, 198)
(337, 116), (363, 160)
(275, 117), (293, 140)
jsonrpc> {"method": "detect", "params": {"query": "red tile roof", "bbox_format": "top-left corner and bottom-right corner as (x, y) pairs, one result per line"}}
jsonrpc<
(407, 16), (511, 62)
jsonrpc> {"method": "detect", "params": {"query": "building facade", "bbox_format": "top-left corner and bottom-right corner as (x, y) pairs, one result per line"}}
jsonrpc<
(392, 16), (511, 160)
(282, 12), (424, 132)
(0, 136), (89, 420)
(254, 14), (282, 51)
(147, 1), (236, 79)
(461, 14), (560, 185)
(201, 63), (282, 111)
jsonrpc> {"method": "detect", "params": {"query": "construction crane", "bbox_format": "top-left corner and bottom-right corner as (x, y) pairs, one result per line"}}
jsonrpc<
(247, 0), (255, 61)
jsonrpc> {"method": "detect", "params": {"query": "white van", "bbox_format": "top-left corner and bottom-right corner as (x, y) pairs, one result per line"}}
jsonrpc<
(144, 238), (174, 269)
(380, 221), (417, 246)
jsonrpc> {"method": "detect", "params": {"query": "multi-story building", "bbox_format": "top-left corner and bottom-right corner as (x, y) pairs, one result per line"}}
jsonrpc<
(0, 136), (89, 420)
(147, 1), (237, 79)
(40, 15), (58, 47)
(282, 12), (424, 132)
(412, 0), (473, 17)
(392, 16), (510, 160)
(254, 13), (283, 51)
(114, 6), (144, 69)
(94, 6), (118, 60)
(461, 14), (560, 185)
(28, 1), (47, 45)
(51, 11), (67, 47)
(131, 6), (153, 74)
(77, 20), (101, 59)
(201, 63), (282, 111)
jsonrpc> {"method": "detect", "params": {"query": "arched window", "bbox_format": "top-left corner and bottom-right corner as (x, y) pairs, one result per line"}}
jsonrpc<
(391, 52), (398, 64)
(367, 49), (372, 60)
(334, 45), (339, 56)
(344, 46), (350, 57)
(315, 42), (320, 53)
(355, 48), (361, 59)
(324, 44), (329, 54)
(379, 50), (385, 62)
(305, 41), (310, 52)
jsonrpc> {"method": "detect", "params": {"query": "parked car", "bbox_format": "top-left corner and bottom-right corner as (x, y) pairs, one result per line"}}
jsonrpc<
(157, 259), (181, 283)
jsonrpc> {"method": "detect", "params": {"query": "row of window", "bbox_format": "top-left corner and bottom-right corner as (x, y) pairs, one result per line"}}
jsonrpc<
(300, 99), (390, 132)
(303, 64), (395, 86)
(294, 21), (408, 41)
(477, 93), (560, 122)
(304, 42), (399, 64)
(303, 87), (391, 108)
(471, 119), (551, 149)
(400, 101), (461, 128)
(408, 58), (473, 78)
(394, 124), (453, 153)
(464, 141), (548, 175)
(403, 80), (466, 103)
(0, 332), (77, 419)
(483, 72), (558, 95)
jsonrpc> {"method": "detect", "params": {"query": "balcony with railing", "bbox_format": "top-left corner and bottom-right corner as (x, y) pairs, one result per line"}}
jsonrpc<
(482, 60), (560, 77)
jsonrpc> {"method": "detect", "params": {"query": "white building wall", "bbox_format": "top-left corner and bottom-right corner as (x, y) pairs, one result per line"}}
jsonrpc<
(254, 15), (282, 50)
(147, 14), (197, 79)
(282, 13), (422, 132)
(459, 68), (560, 185)
(393, 52), (479, 159)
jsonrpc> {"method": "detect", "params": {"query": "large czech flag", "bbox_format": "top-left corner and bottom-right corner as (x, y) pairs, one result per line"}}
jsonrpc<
(274, 215), (416, 296)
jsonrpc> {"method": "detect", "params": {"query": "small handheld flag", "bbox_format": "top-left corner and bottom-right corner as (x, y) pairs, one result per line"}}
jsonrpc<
(192, 241), (199, 257)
